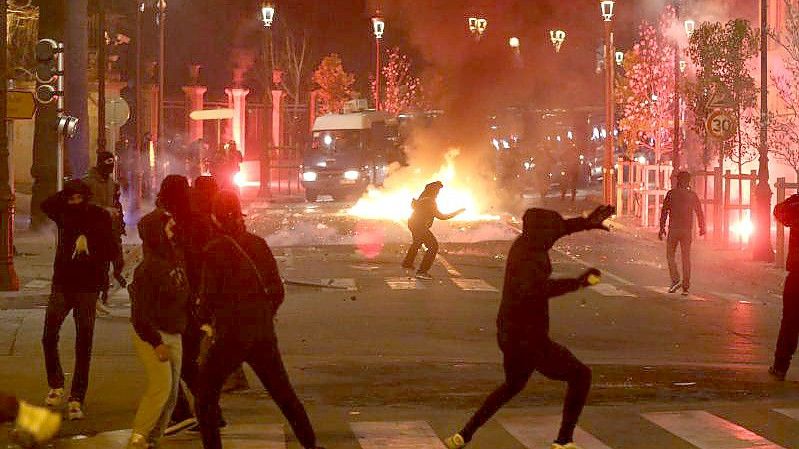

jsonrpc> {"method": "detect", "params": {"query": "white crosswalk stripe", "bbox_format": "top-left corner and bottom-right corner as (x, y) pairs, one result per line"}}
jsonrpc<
(589, 284), (637, 298)
(773, 408), (799, 420)
(350, 421), (447, 449)
(500, 416), (613, 449)
(320, 278), (358, 291)
(56, 425), (286, 449)
(642, 410), (785, 449)
(451, 278), (498, 292)
(385, 276), (428, 290)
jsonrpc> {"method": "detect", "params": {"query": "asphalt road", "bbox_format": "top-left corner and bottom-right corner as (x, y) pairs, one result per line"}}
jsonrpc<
(1, 196), (798, 449)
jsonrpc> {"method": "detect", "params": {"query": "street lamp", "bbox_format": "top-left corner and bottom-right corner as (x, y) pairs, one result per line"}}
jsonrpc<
(156, 0), (166, 190)
(372, 11), (385, 110)
(600, 0), (615, 205)
(615, 50), (624, 66)
(509, 36), (520, 48)
(549, 30), (566, 53)
(684, 19), (696, 38)
(261, 2), (275, 27)
(468, 17), (487, 40)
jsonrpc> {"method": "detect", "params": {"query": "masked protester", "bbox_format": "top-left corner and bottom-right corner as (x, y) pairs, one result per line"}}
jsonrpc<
(126, 178), (192, 449)
(659, 171), (706, 296)
(401, 181), (465, 280)
(40, 180), (116, 420)
(1, 393), (62, 448)
(196, 191), (325, 449)
(83, 151), (126, 315)
(444, 205), (615, 449)
(770, 194), (799, 381)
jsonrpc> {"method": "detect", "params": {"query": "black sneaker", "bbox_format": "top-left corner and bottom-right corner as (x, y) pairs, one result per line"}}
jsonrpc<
(769, 365), (787, 381)
(164, 417), (197, 436)
(415, 272), (433, 281)
(668, 281), (683, 293)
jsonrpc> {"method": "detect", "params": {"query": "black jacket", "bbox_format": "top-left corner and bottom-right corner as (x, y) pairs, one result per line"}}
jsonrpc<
(775, 194), (799, 272)
(41, 192), (116, 292)
(497, 210), (590, 347)
(408, 197), (455, 229)
(660, 187), (705, 233)
(199, 230), (285, 340)
(129, 209), (191, 347)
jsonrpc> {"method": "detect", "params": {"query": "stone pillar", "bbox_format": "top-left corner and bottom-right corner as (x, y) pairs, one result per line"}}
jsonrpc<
(271, 70), (284, 148)
(225, 87), (250, 157)
(182, 85), (207, 143)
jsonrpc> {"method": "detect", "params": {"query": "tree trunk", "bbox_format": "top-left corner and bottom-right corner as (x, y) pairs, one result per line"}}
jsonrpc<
(65, 0), (90, 178)
(30, 0), (65, 230)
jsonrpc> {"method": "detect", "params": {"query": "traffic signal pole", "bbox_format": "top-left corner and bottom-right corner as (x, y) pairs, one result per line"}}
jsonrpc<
(0, 1), (20, 291)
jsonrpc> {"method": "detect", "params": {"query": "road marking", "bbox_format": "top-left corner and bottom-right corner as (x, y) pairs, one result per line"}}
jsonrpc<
(590, 284), (637, 298)
(452, 278), (498, 292)
(385, 277), (428, 290)
(642, 410), (785, 449)
(320, 278), (358, 291)
(774, 408), (799, 420)
(645, 286), (710, 302)
(500, 416), (613, 449)
(436, 254), (462, 277)
(58, 425), (286, 448)
(24, 279), (51, 289)
(350, 421), (447, 449)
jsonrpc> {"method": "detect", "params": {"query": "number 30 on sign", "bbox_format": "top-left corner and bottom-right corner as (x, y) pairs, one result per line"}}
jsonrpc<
(706, 110), (737, 141)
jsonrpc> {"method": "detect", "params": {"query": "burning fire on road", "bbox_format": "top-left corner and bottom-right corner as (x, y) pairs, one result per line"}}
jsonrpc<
(347, 149), (501, 222)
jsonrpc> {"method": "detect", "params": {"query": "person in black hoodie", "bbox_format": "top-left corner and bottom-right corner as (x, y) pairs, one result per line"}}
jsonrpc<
(40, 180), (116, 420)
(127, 176), (192, 449)
(196, 191), (324, 449)
(771, 194), (799, 381)
(401, 181), (465, 280)
(659, 171), (706, 296)
(444, 205), (614, 449)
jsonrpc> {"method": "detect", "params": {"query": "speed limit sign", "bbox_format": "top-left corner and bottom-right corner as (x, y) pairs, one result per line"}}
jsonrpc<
(706, 110), (737, 141)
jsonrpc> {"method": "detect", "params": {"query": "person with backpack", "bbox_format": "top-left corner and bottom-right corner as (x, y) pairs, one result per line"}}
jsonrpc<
(443, 205), (614, 449)
(195, 191), (325, 449)
(401, 181), (464, 280)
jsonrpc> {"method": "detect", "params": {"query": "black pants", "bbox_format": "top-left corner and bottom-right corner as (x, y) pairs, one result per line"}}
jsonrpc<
(196, 331), (316, 449)
(460, 340), (591, 445)
(775, 271), (799, 373)
(667, 229), (693, 289)
(42, 291), (99, 403)
(402, 227), (438, 273)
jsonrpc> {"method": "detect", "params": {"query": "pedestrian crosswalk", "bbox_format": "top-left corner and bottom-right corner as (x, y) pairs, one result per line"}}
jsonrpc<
(58, 408), (799, 449)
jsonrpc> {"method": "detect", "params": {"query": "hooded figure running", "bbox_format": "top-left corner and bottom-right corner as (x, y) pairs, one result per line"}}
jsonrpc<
(444, 205), (615, 449)
(401, 181), (465, 280)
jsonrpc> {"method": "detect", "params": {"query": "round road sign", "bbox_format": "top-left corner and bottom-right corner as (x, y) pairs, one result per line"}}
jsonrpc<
(706, 110), (736, 141)
(105, 97), (130, 127)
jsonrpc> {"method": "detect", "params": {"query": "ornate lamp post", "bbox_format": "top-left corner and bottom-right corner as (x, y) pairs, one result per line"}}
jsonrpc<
(156, 0), (166, 167)
(615, 50), (624, 66)
(549, 30), (566, 53)
(468, 17), (487, 40)
(259, 1), (276, 199)
(601, 0), (615, 205)
(261, 2), (275, 27)
(372, 11), (385, 110)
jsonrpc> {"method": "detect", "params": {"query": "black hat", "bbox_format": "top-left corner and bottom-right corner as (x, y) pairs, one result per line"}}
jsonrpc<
(97, 151), (115, 165)
(157, 175), (190, 215)
(212, 190), (244, 220)
(63, 179), (92, 198)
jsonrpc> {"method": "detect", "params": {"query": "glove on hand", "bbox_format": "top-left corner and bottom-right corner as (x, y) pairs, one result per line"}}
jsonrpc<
(586, 205), (616, 231)
(578, 268), (602, 287)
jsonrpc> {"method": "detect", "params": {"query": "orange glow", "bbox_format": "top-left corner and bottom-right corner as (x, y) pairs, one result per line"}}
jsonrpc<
(348, 149), (500, 222)
(730, 215), (754, 242)
(148, 141), (156, 169)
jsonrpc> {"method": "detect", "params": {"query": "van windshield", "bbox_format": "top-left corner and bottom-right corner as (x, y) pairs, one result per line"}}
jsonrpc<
(312, 130), (363, 155)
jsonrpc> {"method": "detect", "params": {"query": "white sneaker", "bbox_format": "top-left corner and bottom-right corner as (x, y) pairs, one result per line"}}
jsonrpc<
(67, 401), (84, 420)
(44, 388), (64, 408)
(126, 433), (148, 449)
(444, 433), (466, 449)
(96, 302), (111, 317)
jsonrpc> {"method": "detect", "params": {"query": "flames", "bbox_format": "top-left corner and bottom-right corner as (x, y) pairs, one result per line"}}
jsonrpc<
(347, 149), (500, 222)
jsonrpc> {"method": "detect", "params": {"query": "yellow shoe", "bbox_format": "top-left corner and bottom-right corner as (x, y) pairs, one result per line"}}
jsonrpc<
(444, 433), (466, 449)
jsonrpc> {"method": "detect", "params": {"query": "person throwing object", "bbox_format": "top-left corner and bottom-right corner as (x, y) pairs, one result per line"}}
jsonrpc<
(444, 205), (614, 449)
(401, 181), (465, 280)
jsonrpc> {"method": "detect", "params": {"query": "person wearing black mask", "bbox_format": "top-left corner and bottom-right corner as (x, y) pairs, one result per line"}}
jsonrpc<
(444, 205), (614, 449)
(659, 171), (706, 296)
(40, 180), (116, 420)
(196, 191), (325, 449)
(84, 151), (126, 315)
(402, 181), (465, 280)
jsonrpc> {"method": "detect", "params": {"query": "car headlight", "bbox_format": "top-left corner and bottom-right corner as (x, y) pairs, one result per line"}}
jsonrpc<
(343, 170), (360, 181)
(302, 171), (318, 182)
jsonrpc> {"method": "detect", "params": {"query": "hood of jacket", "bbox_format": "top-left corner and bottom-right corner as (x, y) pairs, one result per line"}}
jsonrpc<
(521, 208), (568, 251)
(138, 209), (175, 259)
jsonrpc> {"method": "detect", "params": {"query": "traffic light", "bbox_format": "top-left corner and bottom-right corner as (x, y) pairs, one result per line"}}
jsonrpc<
(34, 39), (64, 106)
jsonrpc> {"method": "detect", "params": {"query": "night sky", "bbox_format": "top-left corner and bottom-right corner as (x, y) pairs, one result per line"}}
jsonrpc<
(110, 0), (757, 111)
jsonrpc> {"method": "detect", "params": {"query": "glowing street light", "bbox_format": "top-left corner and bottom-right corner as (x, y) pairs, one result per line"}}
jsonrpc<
(509, 36), (520, 48)
(468, 17), (488, 39)
(261, 2), (275, 28)
(600, 0), (615, 21)
(615, 50), (624, 66)
(684, 19), (696, 38)
(549, 30), (566, 53)
(680, 60), (687, 73)
(372, 11), (385, 110)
